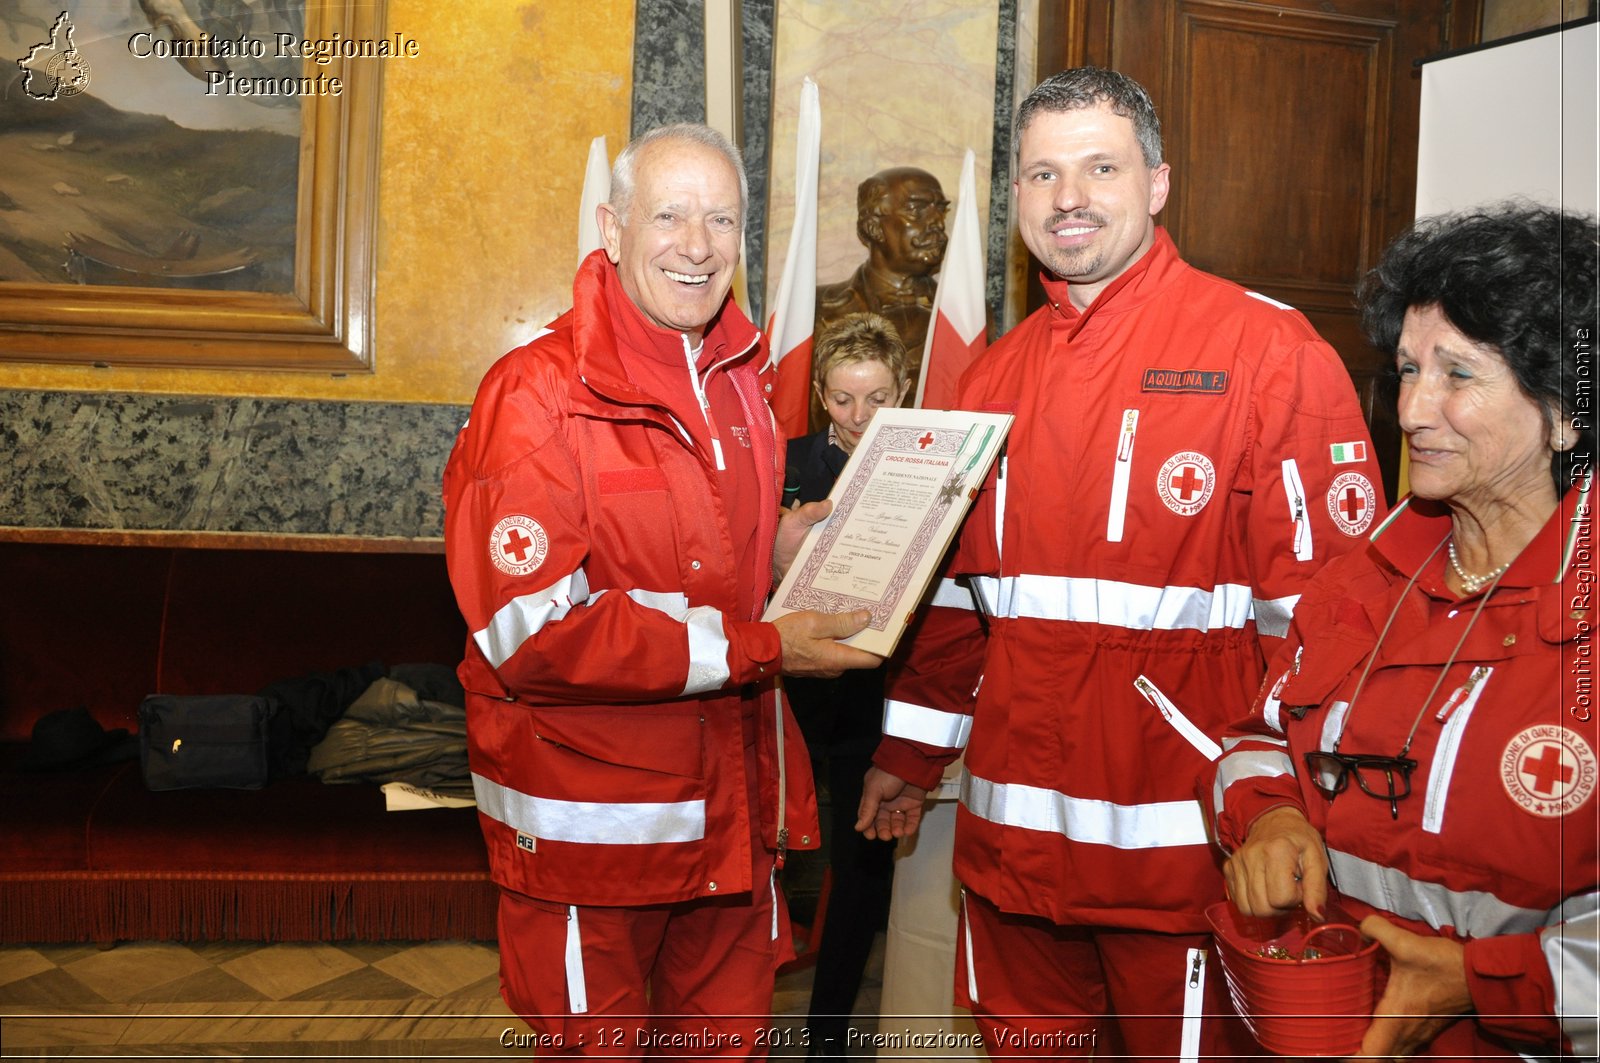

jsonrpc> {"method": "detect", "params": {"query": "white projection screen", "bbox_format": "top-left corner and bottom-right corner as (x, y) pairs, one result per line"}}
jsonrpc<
(1416, 19), (1598, 218)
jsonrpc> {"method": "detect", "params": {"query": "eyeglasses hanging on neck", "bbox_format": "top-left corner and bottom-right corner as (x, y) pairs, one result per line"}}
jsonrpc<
(1302, 536), (1503, 820)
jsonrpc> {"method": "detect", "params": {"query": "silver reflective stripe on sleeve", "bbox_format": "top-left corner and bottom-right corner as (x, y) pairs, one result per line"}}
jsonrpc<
(1251, 594), (1300, 638)
(884, 699), (972, 748)
(623, 590), (730, 696)
(1326, 847), (1550, 938)
(1319, 700), (1352, 752)
(681, 606), (731, 695)
(474, 568), (593, 668)
(1212, 738), (1293, 830)
(565, 904), (588, 1013)
(929, 577), (977, 610)
(963, 772), (1210, 849)
(1261, 669), (1291, 734)
(473, 772), (706, 845)
(1543, 893), (1599, 1057)
(969, 575), (1254, 631)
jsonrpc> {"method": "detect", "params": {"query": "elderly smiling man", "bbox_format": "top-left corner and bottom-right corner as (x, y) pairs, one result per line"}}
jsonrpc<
(443, 123), (878, 1057)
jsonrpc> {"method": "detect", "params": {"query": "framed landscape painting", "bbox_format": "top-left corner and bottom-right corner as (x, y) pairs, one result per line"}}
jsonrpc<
(0, 0), (383, 371)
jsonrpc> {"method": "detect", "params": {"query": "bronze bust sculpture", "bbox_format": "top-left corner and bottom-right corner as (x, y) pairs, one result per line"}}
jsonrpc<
(814, 167), (949, 417)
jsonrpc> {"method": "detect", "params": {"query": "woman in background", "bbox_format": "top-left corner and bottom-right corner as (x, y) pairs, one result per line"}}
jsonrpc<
(1206, 204), (1598, 1058)
(785, 312), (910, 1060)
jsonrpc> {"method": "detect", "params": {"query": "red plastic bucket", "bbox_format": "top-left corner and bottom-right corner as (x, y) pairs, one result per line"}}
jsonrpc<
(1206, 899), (1383, 1057)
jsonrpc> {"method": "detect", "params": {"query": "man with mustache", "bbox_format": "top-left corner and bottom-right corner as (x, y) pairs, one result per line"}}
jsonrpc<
(815, 167), (949, 411)
(858, 68), (1385, 1058)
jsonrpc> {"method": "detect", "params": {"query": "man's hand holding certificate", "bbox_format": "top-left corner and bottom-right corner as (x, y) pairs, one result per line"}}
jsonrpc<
(765, 407), (1013, 657)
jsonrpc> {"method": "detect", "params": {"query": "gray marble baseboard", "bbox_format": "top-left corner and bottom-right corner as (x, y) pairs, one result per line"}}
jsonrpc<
(1, 389), (467, 541)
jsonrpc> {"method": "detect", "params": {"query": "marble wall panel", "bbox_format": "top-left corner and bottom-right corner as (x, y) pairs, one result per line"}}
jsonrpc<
(1, 389), (465, 539)
(628, 0), (776, 326)
(630, 0), (705, 133)
(766, 0), (1001, 311)
(741, 0), (776, 327)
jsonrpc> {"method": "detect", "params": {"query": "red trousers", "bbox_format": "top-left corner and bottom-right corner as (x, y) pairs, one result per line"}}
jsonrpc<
(496, 853), (793, 1060)
(956, 890), (1256, 1061)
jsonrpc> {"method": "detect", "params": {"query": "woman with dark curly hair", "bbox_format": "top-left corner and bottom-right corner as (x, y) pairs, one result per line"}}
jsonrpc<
(1204, 203), (1599, 1059)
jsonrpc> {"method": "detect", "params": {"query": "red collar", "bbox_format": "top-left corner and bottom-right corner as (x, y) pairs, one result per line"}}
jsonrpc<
(1371, 478), (1592, 594)
(1039, 227), (1183, 328)
(569, 249), (761, 404)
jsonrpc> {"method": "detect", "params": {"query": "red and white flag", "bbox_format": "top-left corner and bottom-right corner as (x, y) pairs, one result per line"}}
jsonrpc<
(915, 149), (987, 410)
(577, 135), (610, 265)
(766, 77), (821, 441)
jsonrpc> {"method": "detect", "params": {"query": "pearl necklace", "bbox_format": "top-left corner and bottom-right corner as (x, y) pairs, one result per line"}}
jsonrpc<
(1448, 540), (1509, 594)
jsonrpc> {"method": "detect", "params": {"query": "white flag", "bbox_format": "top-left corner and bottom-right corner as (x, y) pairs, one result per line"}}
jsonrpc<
(766, 77), (821, 440)
(578, 135), (610, 265)
(915, 148), (987, 409)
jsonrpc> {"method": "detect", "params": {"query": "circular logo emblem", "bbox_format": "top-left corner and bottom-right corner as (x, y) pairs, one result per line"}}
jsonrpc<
(1157, 451), (1215, 517)
(1327, 472), (1376, 536)
(1500, 725), (1597, 818)
(46, 50), (91, 97)
(489, 514), (548, 577)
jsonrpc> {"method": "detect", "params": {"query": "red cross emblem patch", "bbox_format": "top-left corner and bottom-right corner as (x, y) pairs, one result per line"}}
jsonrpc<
(1326, 472), (1376, 536)
(1156, 451), (1215, 517)
(489, 514), (549, 577)
(1501, 725), (1596, 817)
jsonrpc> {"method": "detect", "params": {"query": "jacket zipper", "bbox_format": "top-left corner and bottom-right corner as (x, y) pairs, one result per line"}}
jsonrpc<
(1281, 458), (1313, 561)
(681, 335), (726, 471)
(1135, 675), (1222, 761)
(1423, 665), (1492, 834)
(1179, 948), (1205, 1063)
(1107, 409), (1139, 543)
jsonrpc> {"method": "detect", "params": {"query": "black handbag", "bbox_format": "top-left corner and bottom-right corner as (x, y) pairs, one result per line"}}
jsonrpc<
(138, 694), (284, 791)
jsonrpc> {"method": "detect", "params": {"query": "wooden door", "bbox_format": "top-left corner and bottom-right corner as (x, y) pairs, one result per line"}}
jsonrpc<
(1035, 0), (1482, 501)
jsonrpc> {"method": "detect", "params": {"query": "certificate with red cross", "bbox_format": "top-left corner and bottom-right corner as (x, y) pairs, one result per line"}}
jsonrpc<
(764, 406), (1013, 657)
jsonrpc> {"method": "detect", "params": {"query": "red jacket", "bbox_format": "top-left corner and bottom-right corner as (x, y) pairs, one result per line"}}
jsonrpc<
(873, 230), (1384, 931)
(443, 252), (819, 908)
(1207, 487), (1599, 1057)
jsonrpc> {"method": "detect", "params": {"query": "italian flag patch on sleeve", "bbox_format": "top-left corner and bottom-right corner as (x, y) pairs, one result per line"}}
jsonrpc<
(1330, 441), (1368, 464)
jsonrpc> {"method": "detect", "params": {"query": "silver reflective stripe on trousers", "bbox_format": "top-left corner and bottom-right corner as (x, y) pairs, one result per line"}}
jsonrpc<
(1326, 847), (1551, 938)
(566, 904), (588, 1013)
(473, 772), (706, 845)
(475, 568), (593, 668)
(970, 574), (1255, 632)
(963, 772), (1210, 849)
(884, 699), (972, 748)
(1544, 892), (1599, 1057)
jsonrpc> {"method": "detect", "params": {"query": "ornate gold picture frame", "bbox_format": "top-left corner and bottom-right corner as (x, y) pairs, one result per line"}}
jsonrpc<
(0, 0), (383, 372)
